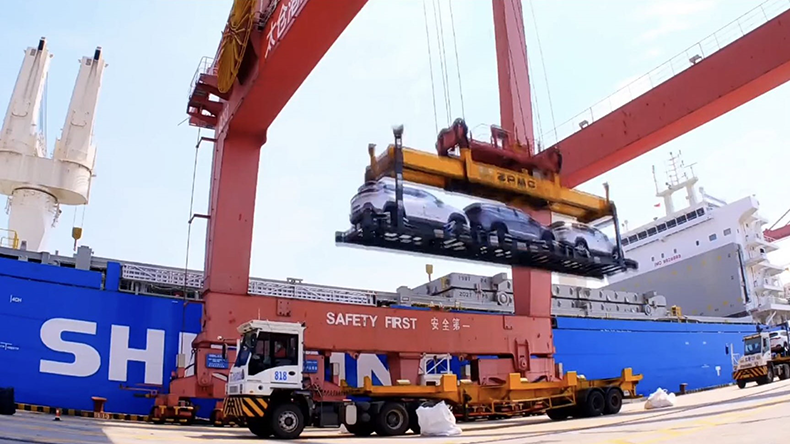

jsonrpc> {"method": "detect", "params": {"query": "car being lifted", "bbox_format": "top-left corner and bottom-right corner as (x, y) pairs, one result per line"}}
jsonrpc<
(549, 220), (618, 259)
(464, 202), (555, 247)
(349, 178), (468, 231)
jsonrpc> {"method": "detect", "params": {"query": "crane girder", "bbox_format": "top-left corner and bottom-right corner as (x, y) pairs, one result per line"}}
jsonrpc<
(542, 8), (790, 188)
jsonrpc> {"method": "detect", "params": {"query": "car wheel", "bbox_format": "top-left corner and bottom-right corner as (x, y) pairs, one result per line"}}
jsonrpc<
(541, 231), (555, 251)
(495, 225), (508, 247)
(447, 213), (466, 236)
(575, 238), (589, 257)
(384, 204), (400, 229)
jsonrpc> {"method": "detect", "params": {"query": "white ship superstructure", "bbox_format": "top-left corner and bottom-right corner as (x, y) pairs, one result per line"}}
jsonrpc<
(604, 152), (789, 324)
(0, 38), (106, 252)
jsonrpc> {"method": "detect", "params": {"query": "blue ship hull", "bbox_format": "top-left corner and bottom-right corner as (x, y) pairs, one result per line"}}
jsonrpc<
(0, 256), (755, 416)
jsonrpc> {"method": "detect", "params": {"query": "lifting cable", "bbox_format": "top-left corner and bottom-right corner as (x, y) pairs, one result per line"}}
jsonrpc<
(768, 207), (790, 231)
(422, 0), (440, 134)
(180, 127), (203, 332)
(530, 71), (544, 151)
(527, 0), (558, 149)
(447, 0), (466, 119)
(432, 0), (453, 124)
(504, 0), (529, 149)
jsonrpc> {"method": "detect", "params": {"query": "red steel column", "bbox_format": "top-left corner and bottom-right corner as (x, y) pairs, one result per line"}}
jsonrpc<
(493, 0), (555, 375)
(202, 130), (263, 295)
(493, 0), (534, 152)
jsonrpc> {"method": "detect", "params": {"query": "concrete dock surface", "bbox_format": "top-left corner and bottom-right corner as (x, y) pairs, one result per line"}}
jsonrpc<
(2, 380), (788, 443)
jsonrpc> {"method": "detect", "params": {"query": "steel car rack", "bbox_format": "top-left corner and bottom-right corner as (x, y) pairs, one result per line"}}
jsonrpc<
(334, 217), (637, 279)
(337, 125), (637, 279)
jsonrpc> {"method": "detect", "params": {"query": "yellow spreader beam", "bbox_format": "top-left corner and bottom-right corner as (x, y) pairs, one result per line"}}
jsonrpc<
(365, 145), (613, 224)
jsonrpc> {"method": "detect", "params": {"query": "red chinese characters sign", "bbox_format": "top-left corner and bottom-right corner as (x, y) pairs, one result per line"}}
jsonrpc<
(264, 0), (309, 59)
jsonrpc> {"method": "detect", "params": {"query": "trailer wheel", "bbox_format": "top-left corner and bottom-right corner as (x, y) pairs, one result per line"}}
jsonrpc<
(408, 404), (421, 434)
(737, 380), (747, 389)
(780, 364), (790, 380)
(546, 407), (572, 421)
(269, 402), (305, 439)
(374, 402), (410, 436)
(345, 421), (374, 436)
(603, 387), (623, 415)
(582, 389), (605, 417)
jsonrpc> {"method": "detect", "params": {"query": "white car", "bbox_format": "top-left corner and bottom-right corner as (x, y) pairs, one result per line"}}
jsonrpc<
(549, 221), (618, 258)
(770, 330), (789, 354)
(349, 178), (468, 230)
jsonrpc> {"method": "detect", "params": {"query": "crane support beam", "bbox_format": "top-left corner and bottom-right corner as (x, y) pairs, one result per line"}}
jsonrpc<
(544, 8), (790, 188)
(365, 145), (613, 223)
(765, 225), (790, 242)
(199, 0), (368, 294)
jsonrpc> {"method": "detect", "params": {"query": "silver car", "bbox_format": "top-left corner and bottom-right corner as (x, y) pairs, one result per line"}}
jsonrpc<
(549, 221), (617, 258)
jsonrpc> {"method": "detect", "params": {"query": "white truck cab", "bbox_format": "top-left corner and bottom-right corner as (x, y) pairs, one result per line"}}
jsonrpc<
(733, 330), (790, 388)
(226, 320), (304, 397)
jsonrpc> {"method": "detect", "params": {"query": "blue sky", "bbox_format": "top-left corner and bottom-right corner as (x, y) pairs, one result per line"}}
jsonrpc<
(1, 0), (788, 292)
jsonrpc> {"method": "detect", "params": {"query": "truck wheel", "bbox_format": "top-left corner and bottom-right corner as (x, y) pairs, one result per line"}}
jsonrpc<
(603, 387), (623, 415)
(780, 364), (790, 380)
(737, 380), (747, 389)
(247, 417), (272, 438)
(345, 421), (374, 436)
(374, 402), (410, 436)
(582, 389), (605, 417)
(269, 402), (305, 439)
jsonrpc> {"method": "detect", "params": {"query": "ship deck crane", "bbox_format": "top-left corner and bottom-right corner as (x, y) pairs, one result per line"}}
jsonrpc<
(155, 0), (790, 431)
(0, 38), (106, 252)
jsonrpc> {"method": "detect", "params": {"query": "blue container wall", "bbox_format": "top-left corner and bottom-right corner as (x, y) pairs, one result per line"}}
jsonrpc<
(553, 317), (755, 396)
(0, 268), (203, 415)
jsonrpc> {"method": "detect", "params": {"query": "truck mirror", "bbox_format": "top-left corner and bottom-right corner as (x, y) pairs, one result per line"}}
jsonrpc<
(221, 343), (228, 361)
(725, 345), (729, 355)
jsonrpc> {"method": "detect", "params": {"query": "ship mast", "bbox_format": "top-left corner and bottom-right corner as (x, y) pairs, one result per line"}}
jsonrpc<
(653, 151), (699, 217)
(0, 39), (106, 252)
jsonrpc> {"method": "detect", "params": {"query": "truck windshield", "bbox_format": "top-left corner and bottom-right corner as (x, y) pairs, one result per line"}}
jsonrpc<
(744, 337), (762, 355)
(238, 331), (298, 376)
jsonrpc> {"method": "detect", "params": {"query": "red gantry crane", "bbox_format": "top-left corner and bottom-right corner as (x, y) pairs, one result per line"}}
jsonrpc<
(153, 0), (790, 433)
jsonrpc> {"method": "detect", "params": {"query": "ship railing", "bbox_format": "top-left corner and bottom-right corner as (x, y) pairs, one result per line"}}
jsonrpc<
(535, 0), (790, 149)
(0, 229), (20, 249)
(120, 263), (378, 306)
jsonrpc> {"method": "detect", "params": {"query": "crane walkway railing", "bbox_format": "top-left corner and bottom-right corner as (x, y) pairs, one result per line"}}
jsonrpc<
(538, 0), (790, 149)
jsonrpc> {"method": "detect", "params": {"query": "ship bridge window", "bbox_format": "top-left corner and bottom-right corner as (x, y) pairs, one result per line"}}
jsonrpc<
(687, 211), (698, 221)
(697, 208), (705, 217)
(677, 215), (687, 224)
(622, 238), (630, 246)
(657, 223), (667, 232)
(709, 234), (717, 241)
(647, 227), (658, 236)
(724, 228), (732, 236)
(628, 235), (638, 243)
(638, 231), (648, 240)
(667, 220), (677, 228)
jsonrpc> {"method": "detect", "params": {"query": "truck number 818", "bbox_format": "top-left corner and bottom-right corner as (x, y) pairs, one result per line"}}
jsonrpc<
(273, 371), (288, 381)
